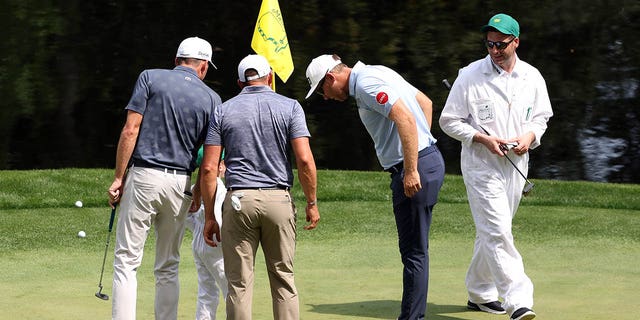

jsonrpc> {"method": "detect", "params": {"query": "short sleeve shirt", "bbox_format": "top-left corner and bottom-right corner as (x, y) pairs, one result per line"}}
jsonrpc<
(205, 85), (310, 188)
(126, 66), (221, 172)
(349, 62), (436, 169)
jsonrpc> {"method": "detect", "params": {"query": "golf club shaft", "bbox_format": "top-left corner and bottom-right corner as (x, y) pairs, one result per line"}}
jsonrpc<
(478, 126), (532, 184)
(501, 147), (532, 184)
(97, 206), (116, 292)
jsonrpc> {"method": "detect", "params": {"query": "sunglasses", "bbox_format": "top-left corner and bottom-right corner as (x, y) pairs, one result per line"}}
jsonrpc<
(485, 37), (516, 50)
(315, 75), (327, 96)
(315, 54), (343, 97)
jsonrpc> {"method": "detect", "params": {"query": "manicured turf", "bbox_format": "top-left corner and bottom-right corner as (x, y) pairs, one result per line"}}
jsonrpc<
(0, 169), (638, 319)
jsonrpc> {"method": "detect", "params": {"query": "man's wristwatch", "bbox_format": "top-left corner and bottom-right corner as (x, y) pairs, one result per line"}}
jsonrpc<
(307, 200), (317, 206)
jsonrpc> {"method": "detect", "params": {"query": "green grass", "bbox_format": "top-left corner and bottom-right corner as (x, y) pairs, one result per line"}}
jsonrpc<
(0, 169), (639, 319)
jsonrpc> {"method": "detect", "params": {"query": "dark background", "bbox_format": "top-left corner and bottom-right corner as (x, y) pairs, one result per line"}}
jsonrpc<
(1, 0), (638, 183)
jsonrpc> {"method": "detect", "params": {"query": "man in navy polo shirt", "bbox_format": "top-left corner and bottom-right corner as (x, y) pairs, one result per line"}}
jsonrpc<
(304, 54), (445, 320)
(108, 36), (221, 320)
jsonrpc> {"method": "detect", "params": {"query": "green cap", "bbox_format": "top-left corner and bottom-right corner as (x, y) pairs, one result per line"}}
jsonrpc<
(196, 146), (204, 166)
(481, 13), (520, 37)
(195, 146), (224, 167)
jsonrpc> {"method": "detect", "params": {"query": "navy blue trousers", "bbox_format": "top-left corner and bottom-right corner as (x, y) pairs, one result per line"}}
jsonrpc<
(390, 145), (445, 320)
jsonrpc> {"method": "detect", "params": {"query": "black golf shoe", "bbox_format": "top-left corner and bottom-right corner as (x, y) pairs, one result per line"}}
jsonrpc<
(467, 300), (506, 314)
(510, 307), (536, 320)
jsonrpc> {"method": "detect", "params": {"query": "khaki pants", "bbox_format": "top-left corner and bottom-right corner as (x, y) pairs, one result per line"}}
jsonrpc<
(221, 189), (298, 320)
(112, 167), (192, 320)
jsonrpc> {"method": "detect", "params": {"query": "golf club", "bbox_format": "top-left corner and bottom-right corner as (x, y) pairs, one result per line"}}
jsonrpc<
(96, 205), (117, 300)
(479, 126), (535, 196)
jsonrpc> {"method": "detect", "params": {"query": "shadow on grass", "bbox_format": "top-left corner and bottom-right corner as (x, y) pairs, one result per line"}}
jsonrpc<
(308, 300), (469, 319)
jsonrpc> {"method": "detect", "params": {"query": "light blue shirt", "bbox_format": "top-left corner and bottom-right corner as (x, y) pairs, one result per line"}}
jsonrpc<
(349, 61), (436, 169)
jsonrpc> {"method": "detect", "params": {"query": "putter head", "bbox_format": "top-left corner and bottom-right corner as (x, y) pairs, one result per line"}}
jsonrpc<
(522, 181), (535, 196)
(95, 285), (109, 300)
(95, 291), (109, 300)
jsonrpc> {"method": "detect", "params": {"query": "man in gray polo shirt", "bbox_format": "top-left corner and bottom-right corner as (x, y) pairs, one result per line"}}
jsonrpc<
(200, 54), (319, 319)
(107, 36), (221, 320)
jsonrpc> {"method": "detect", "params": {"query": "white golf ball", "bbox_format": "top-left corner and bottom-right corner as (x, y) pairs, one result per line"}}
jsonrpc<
(78, 230), (86, 238)
(75, 200), (83, 208)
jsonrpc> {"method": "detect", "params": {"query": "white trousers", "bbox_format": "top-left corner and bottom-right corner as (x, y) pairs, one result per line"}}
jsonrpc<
(112, 167), (192, 320)
(193, 244), (227, 320)
(462, 156), (534, 315)
(185, 197), (228, 320)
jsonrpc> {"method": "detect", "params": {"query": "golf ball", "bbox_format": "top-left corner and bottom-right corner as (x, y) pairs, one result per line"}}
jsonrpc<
(75, 200), (83, 208)
(78, 230), (86, 238)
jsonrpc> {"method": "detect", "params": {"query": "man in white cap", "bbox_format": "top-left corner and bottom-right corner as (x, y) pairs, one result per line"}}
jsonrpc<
(439, 13), (553, 320)
(304, 54), (445, 320)
(108, 36), (221, 320)
(201, 54), (320, 319)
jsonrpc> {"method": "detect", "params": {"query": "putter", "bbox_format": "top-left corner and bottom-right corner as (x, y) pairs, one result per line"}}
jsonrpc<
(479, 126), (535, 195)
(96, 206), (117, 300)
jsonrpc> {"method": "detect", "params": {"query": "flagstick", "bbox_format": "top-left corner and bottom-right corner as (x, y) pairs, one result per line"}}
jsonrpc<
(272, 71), (276, 91)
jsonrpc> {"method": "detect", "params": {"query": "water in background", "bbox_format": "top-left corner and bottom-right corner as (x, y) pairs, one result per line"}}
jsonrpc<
(0, 1), (638, 183)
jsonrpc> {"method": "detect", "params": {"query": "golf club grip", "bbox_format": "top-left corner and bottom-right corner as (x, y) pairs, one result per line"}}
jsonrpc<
(442, 79), (452, 90)
(108, 207), (116, 232)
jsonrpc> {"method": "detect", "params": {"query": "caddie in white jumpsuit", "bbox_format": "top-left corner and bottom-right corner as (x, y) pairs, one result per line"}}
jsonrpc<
(185, 175), (228, 320)
(439, 13), (553, 320)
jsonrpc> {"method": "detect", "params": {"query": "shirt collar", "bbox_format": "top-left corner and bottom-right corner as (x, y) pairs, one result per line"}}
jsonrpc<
(240, 85), (273, 94)
(349, 61), (366, 97)
(174, 65), (199, 77)
(483, 54), (523, 77)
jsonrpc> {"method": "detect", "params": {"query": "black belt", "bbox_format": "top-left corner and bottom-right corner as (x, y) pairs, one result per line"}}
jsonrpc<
(383, 145), (438, 174)
(385, 162), (403, 174)
(227, 186), (290, 191)
(131, 161), (191, 176)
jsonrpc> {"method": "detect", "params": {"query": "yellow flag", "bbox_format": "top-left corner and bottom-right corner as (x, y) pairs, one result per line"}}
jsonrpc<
(251, 0), (294, 83)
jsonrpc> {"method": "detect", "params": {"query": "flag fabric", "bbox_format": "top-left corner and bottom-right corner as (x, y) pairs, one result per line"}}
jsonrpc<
(251, 0), (294, 84)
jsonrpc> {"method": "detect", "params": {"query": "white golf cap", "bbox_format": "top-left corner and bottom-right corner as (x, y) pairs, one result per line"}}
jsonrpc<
(176, 37), (216, 68)
(237, 54), (271, 82)
(304, 54), (342, 99)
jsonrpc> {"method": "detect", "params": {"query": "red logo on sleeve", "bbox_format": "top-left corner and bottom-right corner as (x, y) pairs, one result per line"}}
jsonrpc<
(376, 92), (389, 104)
